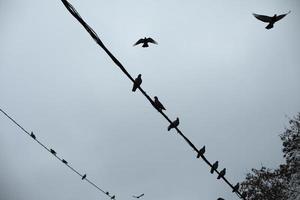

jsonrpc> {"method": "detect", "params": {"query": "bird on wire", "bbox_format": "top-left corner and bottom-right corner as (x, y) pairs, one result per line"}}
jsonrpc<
(153, 96), (166, 111)
(197, 146), (205, 158)
(111, 195), (116, 200)
(50, 149), (57, 155)
(133, 193), (144, 198)
(232, 183), (240, 193)
(253, 11), (291, 29)
(62, 159), (68, 164)
(82, 174), (87, 180)
(210, 161), (219, 174)
(217, 168), (226, 179)
(132, 74), (142, 92)
(30, 131), (36, 140)
(168, 117), (179, 131)
(133, 37), (157, 48)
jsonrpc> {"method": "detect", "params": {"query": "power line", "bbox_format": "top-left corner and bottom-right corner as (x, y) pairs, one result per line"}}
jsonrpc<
(60, 0), (246, 199)
(0, 108), (116, 200)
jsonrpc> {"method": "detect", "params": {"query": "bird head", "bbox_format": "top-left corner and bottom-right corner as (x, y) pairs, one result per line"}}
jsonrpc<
(138, 74), (142, 78)
(154, 96), (158, 100)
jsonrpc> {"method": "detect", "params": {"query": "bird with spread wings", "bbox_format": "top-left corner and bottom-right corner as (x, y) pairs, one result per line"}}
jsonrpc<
(253, 11), (291, 29)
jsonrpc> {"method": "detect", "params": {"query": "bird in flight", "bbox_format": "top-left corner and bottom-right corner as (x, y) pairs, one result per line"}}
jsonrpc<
(153, 96), (166, 111)
(133, 194), (144, 198)
(253, 11), (291, 29)
(132, 74), (142, 92)
(210, 161), (219, 174)
(133, 37), (157, 48)
(168, 117), (179, 131)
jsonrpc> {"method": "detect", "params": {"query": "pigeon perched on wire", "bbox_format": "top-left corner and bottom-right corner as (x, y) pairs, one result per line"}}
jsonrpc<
(217, 168), (226, 179)
(153, 96), (166, 111)
(232, 183), (240, 193)
(253, 11), (291, 29)
(168, 117), (179, 131)
(82, 174), (87, 180)
(50, 149), (56, 155)
(62, 159), (68, 164)
(133, 194), (144, 198)
(132, 74), (142, 92)
(133, 37), (157, 48)
(210, 161), (219, 174)
(197, 146), (205, 158)
(30, 131), (36, 140)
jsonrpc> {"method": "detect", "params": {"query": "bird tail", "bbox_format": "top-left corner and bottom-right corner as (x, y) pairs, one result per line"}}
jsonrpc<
(217, 175), (221, 179)
(167, 125), (172, 131)
(266, 23), (273, 29)
(210, 168), (214, 174)
(142, 43), (149, 48)
(132, 86), (137, 92)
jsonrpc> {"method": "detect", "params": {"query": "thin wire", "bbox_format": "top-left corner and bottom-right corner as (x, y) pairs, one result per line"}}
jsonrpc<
(60, 0), (246, 199)
(0, 108), (115, 199)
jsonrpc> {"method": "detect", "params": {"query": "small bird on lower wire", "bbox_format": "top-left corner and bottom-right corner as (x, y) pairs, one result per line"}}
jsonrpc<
(197, 146), (205, 158)
(133, 193), (144, 198)
(30, 132), (36, 140)
(62, 159), (68, 164)
(168, 117), (179, 131)
(111, 195), (116, 200)
(82, 174), (87, 180)
(217, 168), (226, 179)
(153, 96), (166, 111)
(232, 183), (240, 193)
(210, 161), (219, 174)
(132, 74), (142, 92)
(133, 37), (157, 48)
(50, 149), (57, 155)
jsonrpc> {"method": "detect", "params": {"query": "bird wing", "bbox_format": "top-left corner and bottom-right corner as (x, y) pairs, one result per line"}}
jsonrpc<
(276, 10), (291, 22)
(253, 13), (272, 22)
(133, 38), (144, 46)
(147, 38), (158, 44)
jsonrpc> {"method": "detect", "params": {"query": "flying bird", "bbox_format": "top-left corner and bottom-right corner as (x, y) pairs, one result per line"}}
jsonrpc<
(153, 96), (166, 111)
(50, 149), (56, 155)
(232, 183), (240, 193)
(217, 168), (226, 179)
(133, 194), (144, 198)
(30, 132), (36, 140)
(62, 159), (68, 164)
(253, 11), (291, 29)
(132, 74), (142, 92)
(82, 174), (87, 180)
(210, 161), (219, 174)
(133, 37), (157, 48)
(197, 146), (205, 158)
(168, 117), (179, 131)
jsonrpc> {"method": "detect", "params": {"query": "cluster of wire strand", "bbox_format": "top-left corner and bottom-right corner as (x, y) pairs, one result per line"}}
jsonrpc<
(0, 108), (116, 200)
(60, 0), (247, 199)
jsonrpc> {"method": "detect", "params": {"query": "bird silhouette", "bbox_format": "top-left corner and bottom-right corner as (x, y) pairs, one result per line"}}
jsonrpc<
(210, 161), (218, 174)
(217, 168), (226, 179)
(168, 117), (179, 131)
(30, 132), (36, 140)
(133, 37), (157, 48)
(106, 192), (110, 195)
(232, 183), (240, 193)
(82, 174), (87, 180)
(197, 146), (205, 158)
(132, 74), (142, 92)
(153, 96), (166, 111)
(217, 198), (225, 200)
(253, 11), (291, 29)
(62, 159), (68, 164)
(133, 194), (144, 198)
(111, 195), (116, 200)
(50, 149), (56, 155)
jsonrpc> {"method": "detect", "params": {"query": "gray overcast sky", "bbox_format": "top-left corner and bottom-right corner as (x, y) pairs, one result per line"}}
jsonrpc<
(0, 0), (300, 200)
